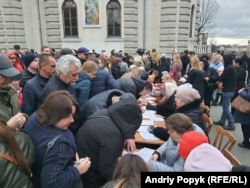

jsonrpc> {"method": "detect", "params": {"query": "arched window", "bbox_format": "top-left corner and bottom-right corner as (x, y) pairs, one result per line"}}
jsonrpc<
(62, 0), (78, 37)
(107, 0), (121, 37)
(189, 5), (195, 37)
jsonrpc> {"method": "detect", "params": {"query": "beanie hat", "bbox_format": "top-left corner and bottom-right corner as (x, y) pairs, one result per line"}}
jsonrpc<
(61, 48), (76, 55)
(184, 143), (232, 172)
(178, 131), (208, 159)
(22, 53), (37, 68)
(175, 87), (200, 104)
(165, 82), (177, 98)
(113, 57), (122, 65)
(0, 54), (20, 79)
(175, 83), (192, 92)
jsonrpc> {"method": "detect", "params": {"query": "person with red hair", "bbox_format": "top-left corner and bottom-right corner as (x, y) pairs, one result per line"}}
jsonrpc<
(5, 51), (23, 72)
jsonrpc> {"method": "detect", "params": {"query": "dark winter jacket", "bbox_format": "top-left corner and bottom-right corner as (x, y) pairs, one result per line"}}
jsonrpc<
(21, 73), (50, 115)
(187, 69), (205, 100)
(151, 98), (206, 140)
(118, 77), (146, 99)
(72, 71), (91, 106)
(80, 89), (125, 124)
(75, 93), (142, 188)
(89, 69), (120, 98)
(23, 113), (81, 188)
(218, 55), (237, 92)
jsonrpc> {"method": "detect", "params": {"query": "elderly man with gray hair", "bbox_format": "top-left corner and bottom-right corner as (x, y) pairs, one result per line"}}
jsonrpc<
(40, 54), (81, 134)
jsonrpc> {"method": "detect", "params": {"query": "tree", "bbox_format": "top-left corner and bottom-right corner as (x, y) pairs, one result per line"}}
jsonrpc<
(198, 0), (220, 44)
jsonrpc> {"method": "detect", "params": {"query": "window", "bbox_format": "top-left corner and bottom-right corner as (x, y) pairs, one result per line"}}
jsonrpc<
(107, 0), (121, 37)
(62, 0), (78, 37)
(189, 5), (195, 38)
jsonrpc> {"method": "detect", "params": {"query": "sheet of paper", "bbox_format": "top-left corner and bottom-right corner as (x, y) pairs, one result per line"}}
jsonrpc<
(138, 125), (150, 132)
(137, 126), (160, 140)
(139, 132), (161, 140)
(123, 147), (155, 162)
(142, 110), (156, 119)
(152, 117), (164, 121)
(141, 119), (154, 126)
(136, 147), (155, 161)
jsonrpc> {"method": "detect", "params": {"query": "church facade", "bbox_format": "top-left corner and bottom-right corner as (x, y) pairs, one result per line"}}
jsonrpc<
(0, 0), (199, 56)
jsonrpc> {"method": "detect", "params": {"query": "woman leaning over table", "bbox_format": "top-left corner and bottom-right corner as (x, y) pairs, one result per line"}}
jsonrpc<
(147, 113), (205, 172)
(23, 90), (91, 188)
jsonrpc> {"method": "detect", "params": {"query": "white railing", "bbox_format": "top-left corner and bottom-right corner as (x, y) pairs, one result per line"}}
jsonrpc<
(195, 45), (211, 54)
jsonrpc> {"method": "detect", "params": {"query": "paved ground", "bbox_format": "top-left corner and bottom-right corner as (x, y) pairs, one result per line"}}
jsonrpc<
(209, 105), (250, 166)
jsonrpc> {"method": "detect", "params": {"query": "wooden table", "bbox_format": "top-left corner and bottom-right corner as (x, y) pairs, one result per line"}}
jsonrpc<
(135, 120), (165, 145)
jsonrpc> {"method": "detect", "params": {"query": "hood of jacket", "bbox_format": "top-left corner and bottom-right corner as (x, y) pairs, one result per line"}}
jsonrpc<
(131, 77), (146, 99)
(108, 93), (142, 139)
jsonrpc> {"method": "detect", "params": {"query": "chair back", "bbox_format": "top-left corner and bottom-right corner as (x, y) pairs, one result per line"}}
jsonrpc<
(200, 103), (210, 117)
(212, 126), (237, 152)
(202, 113), (213, 135)
(222, 149), (241, 166)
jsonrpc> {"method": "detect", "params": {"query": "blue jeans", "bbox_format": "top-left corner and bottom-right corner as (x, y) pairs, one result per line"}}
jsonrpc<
(220, 91), (235, 125)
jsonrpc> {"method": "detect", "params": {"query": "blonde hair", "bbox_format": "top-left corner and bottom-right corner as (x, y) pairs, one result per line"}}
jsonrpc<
(161, 74), (176, 84)
(82, 60), (98, 73)
(213, 54), (222, 63)
(121, 66), (141, 78)
(172, 53), (182, 65)
(190, 56), (203, 71)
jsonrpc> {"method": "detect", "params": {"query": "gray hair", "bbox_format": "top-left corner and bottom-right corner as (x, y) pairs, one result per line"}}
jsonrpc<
(56, 54), (81, 75)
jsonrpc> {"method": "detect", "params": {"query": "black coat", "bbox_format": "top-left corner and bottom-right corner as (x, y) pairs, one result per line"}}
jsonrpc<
(75, 93), (142, 188)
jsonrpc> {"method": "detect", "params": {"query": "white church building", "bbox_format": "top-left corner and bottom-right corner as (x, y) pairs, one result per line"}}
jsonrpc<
(0, 0), (200, 56)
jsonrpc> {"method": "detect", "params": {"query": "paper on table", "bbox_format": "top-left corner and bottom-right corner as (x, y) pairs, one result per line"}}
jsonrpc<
(142, 111), (165, 122)
(142, 110), (156, 119)
(152, 117), (164, 121)
(141, 119), (154, 126)
(146, 97), (156, 101)
(123, 147), (155, 162)
(140, 132), (160, 140)
(138, 126), (160, 140)
(136, 147), (155, 161)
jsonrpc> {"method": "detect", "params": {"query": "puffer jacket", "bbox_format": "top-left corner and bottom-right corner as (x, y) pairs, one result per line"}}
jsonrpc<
(0, 130), (35, 188)
(0, 86), (19, 123)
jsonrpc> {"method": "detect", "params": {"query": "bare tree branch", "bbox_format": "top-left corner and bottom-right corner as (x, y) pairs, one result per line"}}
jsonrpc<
(198, 0), (220, 43)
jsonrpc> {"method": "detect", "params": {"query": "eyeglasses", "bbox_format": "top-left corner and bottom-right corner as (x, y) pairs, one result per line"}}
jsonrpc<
(9, 57), (16, 60)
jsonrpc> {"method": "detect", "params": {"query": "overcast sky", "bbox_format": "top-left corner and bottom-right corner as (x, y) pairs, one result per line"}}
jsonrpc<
(208, 0), (250, 45)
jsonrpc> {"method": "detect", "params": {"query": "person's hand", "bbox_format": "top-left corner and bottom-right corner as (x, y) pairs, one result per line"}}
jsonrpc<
(140, 99), (148, 106)
(150, 154), (158, 161)
(147, 125), (156, 133)
(7, 112), (27, 129)
(75, 157), (91, 174)
(124, 139), (136, 152)
(141, 106), (146, 113)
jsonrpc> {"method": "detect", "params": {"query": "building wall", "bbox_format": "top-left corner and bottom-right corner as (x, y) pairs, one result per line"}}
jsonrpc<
(0, 0), (199, 57)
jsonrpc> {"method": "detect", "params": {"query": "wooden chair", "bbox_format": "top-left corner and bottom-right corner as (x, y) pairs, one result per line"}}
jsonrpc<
(212, 125), (237, 152)
(200, 103), (210, 117)
(222, 149), (241, 166)
(202, 113), (213, 135)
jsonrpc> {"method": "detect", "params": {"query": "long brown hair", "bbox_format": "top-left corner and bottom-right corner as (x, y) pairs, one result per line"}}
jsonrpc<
(0, 121), (31, 175)
(36, 90), (79, 127)
(113, 154), (148, 188)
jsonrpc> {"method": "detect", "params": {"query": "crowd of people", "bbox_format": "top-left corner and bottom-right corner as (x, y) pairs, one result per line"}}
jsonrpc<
(0, 44), (250, 188)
